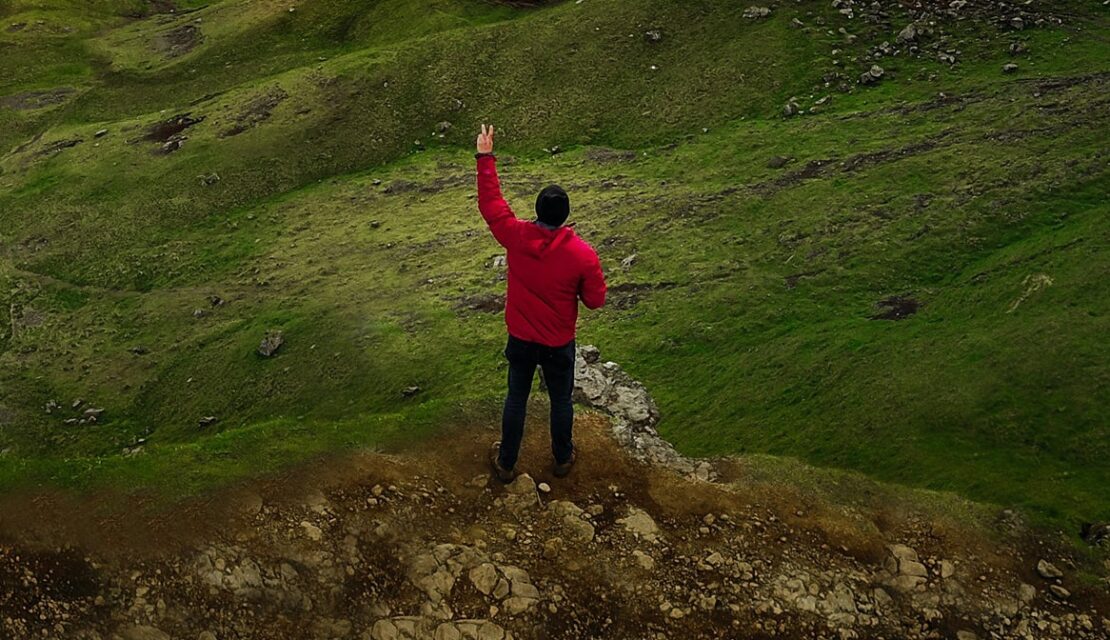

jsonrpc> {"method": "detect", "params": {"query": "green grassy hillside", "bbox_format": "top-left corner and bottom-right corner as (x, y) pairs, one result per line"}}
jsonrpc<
(0, 0), (1107, 533)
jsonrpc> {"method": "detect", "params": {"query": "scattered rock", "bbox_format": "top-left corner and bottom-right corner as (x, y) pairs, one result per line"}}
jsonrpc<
(1049, 584), (1070, 599)
(402, 386), (422, 398)
(257, 330), (284, 357)
(743, 7), (771, 19)
(198, 416), (218, 428)
(1003, 63), (1019, 74)
(618, 507), (661, 542)
(859, 65), (885, 86)
(1019, 583), (1036, 604)
(783, 100), (800, 117)
(1081, 522), (1110, 546)
(1036, 559), (1063, 580)
(632, 550), (655, 571)
(897, 23), (918, 43)
(643, 29), (662, 43)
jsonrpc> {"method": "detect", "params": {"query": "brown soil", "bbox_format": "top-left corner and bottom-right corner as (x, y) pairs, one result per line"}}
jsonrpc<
(137, 113), (204, 143)
(0, 415), (1105, 640)
(870, 295), (921, 321)
(0, 88), (75, 111)
(454, 293), (505, 314)
(153, 23), (203, 58)
(220, 88), (289, 137)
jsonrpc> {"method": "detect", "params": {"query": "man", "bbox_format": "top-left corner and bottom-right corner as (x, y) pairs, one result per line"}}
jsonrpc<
(475, 124), (607, 482)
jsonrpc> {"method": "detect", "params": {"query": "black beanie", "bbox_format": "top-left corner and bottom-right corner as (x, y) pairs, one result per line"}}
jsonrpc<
(535, 185), (570, 227)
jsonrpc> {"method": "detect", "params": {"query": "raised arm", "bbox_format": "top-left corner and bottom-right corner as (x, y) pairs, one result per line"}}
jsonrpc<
(476, 124), (522, 249)
(579, 251), (607, 310)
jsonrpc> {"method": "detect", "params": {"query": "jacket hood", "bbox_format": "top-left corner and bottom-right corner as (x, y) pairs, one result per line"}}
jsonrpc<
(520, 222), (576, 257)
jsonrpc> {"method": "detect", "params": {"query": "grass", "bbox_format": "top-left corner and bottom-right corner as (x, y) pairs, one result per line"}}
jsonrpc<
(0, 0), (1107, 538)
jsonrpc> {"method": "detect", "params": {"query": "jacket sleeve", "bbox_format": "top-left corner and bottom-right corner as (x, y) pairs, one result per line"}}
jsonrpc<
(476, 154), (522, 250)
(579, 251), (607, 310)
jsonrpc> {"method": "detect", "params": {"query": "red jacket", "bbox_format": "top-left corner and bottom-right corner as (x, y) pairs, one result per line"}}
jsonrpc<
(477, 154), (606, 347)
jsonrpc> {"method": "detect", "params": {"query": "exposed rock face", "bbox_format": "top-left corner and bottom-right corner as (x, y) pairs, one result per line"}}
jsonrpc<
(573, 345), (714, 481)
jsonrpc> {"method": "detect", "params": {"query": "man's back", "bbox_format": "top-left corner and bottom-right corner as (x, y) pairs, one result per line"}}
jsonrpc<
(476, 154), (605, 347)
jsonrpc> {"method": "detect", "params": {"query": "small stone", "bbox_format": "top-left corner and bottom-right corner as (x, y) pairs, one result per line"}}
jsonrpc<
(1036, 559), (1063, 580)
(743, 6), (771, 19)
(618, 507), (661, 542)
(543, 537), (563, 559)
(767, 155), (791, 169)
(503, 596), (538, 615)
(94, 128), (109, 138)
(1002, 63), (1019, 74)
(897, 24), (917, 43)
(643, 29), (662, 42)
(300, 521), (323, 541)
(537, 482), (551, 494)
(257, 330), (284, 357)
(783, 101), (800, 117)
(402, 385), (421, 398)
(469, 563), (498, 595)
(1019, 583), (1036, 603)
(632, 550), (655, 571)
(939, 560), (955, 578)
(1049, 584), (1070, 599)
(198, 416), (218, 428)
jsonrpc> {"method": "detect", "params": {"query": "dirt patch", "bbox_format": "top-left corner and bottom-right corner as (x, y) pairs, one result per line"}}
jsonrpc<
(870, 295), (921, 320)
(0, 88), (75, 111)
(585, 147), (638, 164)
(751, 135), (949, 196)
(33, 138), (82, 159)
(6, 23), (27, 33)
(381, 174), (470, 197)
(136, 113), (204, 143)
(153, 23), (203, 58)
(608, 281), (677, 309)
(784, 269), (824, 289)
(220, 87), (288, 137)
(453, 292), (504, 314)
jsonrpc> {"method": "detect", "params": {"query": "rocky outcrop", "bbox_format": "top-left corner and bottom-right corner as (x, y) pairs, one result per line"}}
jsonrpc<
(573, 344), (714, 481)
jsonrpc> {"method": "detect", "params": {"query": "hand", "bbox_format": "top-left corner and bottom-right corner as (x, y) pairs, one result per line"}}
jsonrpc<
(476, 123), (495, 154)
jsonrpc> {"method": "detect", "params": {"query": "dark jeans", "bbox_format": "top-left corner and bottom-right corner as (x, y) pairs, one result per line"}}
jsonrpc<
(498, 335), (575, 470)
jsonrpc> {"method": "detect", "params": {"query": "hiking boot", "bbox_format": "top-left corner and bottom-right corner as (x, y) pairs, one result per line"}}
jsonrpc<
(553, 450), (576, 478)
(489, 441), (517, 483)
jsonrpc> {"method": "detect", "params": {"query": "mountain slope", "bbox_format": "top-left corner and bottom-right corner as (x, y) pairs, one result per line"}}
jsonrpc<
(0, 0), (1107, 538)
